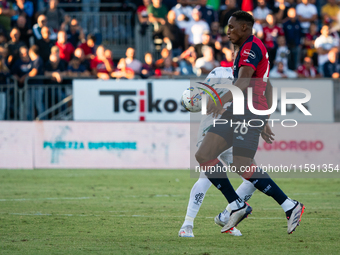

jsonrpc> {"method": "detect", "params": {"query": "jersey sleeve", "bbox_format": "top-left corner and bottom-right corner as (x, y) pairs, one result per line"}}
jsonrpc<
(238, 41), (263, 71)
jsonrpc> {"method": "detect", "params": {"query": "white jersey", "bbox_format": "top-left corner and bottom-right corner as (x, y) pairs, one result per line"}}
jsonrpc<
(196, 67), (234, 147)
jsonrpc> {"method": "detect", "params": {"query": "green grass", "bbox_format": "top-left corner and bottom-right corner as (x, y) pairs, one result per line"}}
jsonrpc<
(0, 170), (339, 255)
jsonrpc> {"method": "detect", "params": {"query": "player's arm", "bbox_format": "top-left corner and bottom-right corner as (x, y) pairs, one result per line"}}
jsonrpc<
(207, 66), (254, 116)
(221, 66), (254, 104)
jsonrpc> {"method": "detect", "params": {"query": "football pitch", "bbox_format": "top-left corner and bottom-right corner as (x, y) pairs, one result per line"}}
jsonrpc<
(0, 170), (339, 255)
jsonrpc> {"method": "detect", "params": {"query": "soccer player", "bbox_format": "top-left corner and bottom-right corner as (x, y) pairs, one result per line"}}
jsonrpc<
(179, 67), (257, 237)
(195, 11), (304, 234)
(178, 65), (274, 238)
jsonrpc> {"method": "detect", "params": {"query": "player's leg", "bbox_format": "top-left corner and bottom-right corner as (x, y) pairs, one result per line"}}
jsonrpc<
(179, 147), (242, 237)
(215, 149), (256, 226)
(178, 171), (212, 237)
(196, 114), (253, 230)
(221, 115), (304, 234)
(196, 131), (244, 208)
(216, 176), (256, 226)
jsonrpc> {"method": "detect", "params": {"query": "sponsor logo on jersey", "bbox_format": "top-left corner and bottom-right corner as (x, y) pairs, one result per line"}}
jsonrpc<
(242, 49), (256, 59)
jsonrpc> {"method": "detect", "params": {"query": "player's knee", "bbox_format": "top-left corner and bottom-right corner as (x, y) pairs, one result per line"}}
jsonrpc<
(195, 151), (206, 164)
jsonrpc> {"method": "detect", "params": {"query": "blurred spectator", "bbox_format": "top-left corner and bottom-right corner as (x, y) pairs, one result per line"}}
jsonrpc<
(67, 56), (90, 77)
(111, 58), (134, 79)
(121, 47), (142, 74)
(36, 26), (55, 63)
(27, 45), (45, 118)
(160, 56), (180, 76)
(33, 15), (57, 42)
(11, 0), (34, 28)
(273, 0), (293, 23)
(195, 0), (218, 26)
(171, 0), (194, 30)
(321, 0), (339, 27)
(11, 46), (30, 85)
(141, 52), (156, 78)
(44, 46), (67, 83)
(296, 0), (317, 34)
(0, 0), (16, 32)
(104, 49), (113, 62)
(185, 9), (209, 48)
(15, 15), (32, 47)
(210, 21), (223, 53)
(148, 0), (168, 31)
(155, 47), (171, 68)
(263, 14), (284, 69)
(56, 30), (75, 62)
(193, 31), (216, 59)
(220, 46), (233, 67)
(137, 0), (151, 36)
(74, 48), (90, 71)
(0, 31), (6, 47)
(5, 27), (26, 67)
(283, 8), (301, 70)
(297, 56), (320, 78)
(0, 46), (9, 84)
(323, 49), (340, 78)
(159, 10), (184, 57)
(219, 0), (239, 30)
(41, 0), (66, 32)
(269, 61), (297, 78)
(239, 0), (254, 12)
(66, 18), (84, 49)
(304, 22), (319, 61)
(253, 0), (272, 24)
(275, 36), (290, 69)
(90, 45), (114, 80)
(248, 11), (263, 39)
(78, 34), (96, 60)
(323, 50), (340, 79)
(314, 25), (339, 74)
(195, 45), (219, 75)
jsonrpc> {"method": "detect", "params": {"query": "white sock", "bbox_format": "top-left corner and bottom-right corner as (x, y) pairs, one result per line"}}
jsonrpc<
(220, 178), (256, 222)
(229, 199), (245, 211)
(181, 177), (212, 228)
(281, 198), (297, 212)
(235, 177), (257, 202)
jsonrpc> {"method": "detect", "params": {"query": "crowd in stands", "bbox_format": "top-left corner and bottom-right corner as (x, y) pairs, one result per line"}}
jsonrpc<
(136, 0), (340, 79)
(0, 0), (340, 85)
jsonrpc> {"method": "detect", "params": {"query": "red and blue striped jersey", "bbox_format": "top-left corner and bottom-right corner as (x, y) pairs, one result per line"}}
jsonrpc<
(233, 35), (270, 111)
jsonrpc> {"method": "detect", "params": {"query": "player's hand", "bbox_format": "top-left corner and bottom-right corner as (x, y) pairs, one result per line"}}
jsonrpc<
(207, 99), (225, 118)
(261, 123), (275, 144)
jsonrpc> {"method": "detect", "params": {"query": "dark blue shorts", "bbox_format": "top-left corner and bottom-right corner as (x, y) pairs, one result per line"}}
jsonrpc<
(208, 110), (267, 158)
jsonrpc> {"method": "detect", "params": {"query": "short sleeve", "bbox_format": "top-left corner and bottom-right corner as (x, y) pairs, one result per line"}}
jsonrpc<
(238, 42), (263, 70)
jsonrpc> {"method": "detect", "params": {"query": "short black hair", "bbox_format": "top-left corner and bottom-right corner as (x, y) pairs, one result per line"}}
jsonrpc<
(231, 10), (254, 27)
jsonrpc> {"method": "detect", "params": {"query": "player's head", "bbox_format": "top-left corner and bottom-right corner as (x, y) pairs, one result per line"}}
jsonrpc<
(228, 11), (254, 45)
